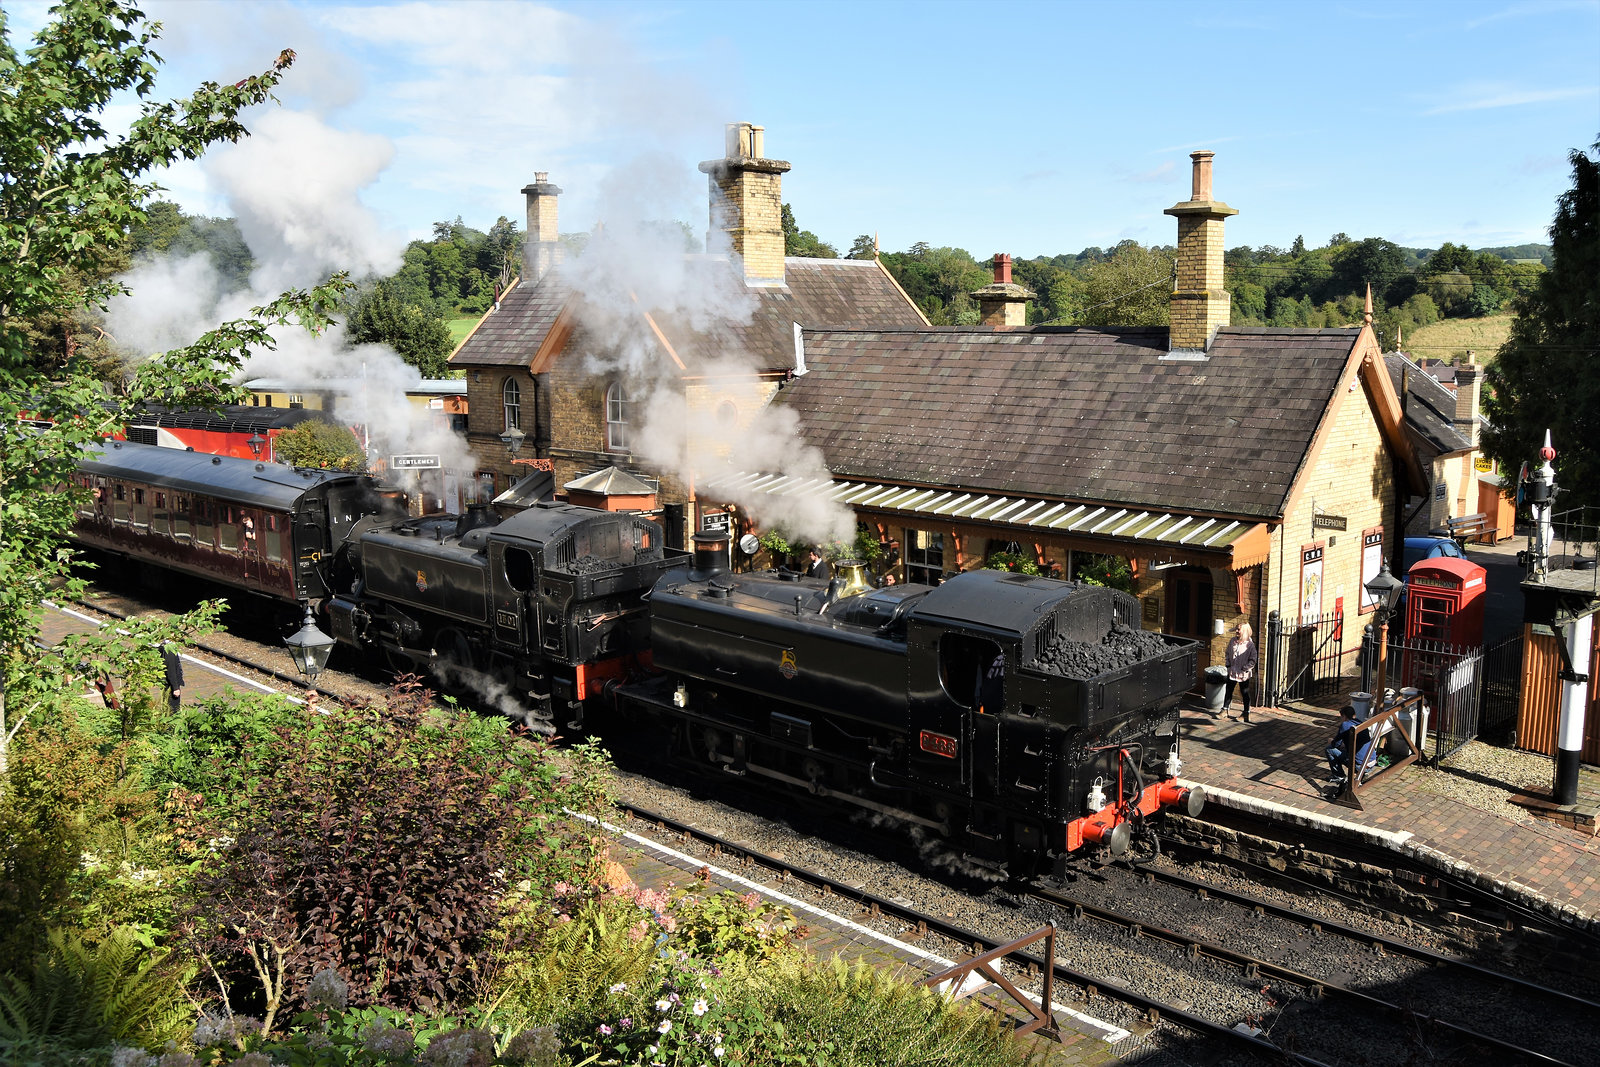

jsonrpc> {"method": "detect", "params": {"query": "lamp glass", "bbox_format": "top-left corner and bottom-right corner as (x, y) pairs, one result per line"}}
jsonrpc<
(1364, 560), (1403, 614)
(247, 433), (266, 457)
(284, 608), (335, 681)
(499, 426), (525, 455)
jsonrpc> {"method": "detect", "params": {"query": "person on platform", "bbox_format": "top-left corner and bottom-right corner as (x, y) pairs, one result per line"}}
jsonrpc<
(1327, 706), (1358, 782)
(1224, 622), (1257, 722)
(161, 642), (185, 715)
(808, 548), (831, 581)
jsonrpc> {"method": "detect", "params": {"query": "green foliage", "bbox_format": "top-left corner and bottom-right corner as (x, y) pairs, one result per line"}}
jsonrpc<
(984, 549), (1039, 576)
(1484, 141), (1600, 513)
(845, 234), (877, 260)
(780, 204), (837, 259)
(0, 926), (194, 1053)
(878, 245), (990, 325)
(665, 890), (797, 964)
(1076, 241), (1174, 326)
(271, 420), (366, 471)
(346, 280), (455, 377)
(128, 202), (254, 294)
(186, 685), (614, 1027)
(756, 528), (792, 558)
(1075, 554), (1133, 593)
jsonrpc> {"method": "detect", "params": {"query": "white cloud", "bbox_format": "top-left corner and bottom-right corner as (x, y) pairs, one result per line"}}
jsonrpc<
(1423, 84), (1595, 114)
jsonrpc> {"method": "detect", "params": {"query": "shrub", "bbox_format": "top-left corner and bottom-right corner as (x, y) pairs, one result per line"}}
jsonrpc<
(185, 684), (613, 1029)
(0, 926), (194, 1054)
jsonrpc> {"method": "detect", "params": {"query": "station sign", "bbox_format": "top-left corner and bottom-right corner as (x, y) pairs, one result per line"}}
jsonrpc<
(391, 454), (441, 470)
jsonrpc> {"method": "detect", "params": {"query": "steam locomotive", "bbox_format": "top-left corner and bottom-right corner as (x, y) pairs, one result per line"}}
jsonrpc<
(72, 440), (1205, 872)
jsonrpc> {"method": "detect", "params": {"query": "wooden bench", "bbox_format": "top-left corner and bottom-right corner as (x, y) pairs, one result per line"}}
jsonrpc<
(1432, 512), (1498, 546)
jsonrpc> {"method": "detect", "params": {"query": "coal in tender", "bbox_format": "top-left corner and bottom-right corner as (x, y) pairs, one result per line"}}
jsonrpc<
(1037, 622), (1172, 680)
(565, 554), (615, 575)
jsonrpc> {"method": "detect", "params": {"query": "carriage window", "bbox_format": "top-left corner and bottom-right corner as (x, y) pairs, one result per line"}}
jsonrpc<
(264, 513), (283, 562)
(939, 633), (1005, 713)
(218, 505), (240, 551)
(112, 484), (130, 523)
(131, 487), (148, 528)
(173, 496), (191, 540)
(195, 500), (214, 547)
(151, 492), (169, 536)
(503, 546), (535, 592)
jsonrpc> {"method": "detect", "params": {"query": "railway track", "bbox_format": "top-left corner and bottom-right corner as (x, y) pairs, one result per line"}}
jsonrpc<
(53, 579), (1596, 1065)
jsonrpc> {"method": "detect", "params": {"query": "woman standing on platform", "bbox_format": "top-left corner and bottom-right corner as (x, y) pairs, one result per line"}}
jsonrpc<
(1225, 623), (1257, 722)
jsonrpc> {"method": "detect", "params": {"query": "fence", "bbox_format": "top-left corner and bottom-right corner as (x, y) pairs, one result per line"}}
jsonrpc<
(1358, 628), (1486, 763)
(1260, 608), (1347, 707)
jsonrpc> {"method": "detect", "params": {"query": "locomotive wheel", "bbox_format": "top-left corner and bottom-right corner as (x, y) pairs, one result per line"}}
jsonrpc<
(700, 727), (725, 765)
(433, 628), (476, 681)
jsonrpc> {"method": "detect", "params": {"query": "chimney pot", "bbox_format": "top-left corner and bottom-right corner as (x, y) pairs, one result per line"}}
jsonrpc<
(751, 125), (765, 158)
(993, 253), (1012, 285)
(1190, 150), (1215, 201)
(534, 171), (548, 183)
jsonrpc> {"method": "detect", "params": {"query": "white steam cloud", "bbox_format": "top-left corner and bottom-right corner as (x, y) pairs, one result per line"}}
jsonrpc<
(102, 105), (471, 492)
(557, 159), (855, 547)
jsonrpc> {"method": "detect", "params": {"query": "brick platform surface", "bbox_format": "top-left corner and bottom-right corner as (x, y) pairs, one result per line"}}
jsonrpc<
(1176, 696), (1600, 932)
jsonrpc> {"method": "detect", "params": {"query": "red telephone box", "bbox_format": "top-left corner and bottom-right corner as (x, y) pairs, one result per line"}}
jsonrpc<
(1404, 556), (1487, 647)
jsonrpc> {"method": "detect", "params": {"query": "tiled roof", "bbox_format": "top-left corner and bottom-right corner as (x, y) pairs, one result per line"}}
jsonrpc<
(774, 326), (1363, 521)
(450, 257), (924, 372)
(1385, 352), (1472, 455)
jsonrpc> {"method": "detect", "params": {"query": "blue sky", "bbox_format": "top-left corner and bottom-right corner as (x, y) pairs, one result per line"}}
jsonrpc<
(9, 0), (1599, 259)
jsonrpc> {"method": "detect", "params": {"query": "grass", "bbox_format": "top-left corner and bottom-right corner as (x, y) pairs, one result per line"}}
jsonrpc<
(1405, 313), (1515, 364)
(447, 315), (481, 347)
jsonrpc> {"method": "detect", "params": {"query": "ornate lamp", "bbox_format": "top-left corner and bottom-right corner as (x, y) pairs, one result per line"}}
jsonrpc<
(284, 606), (335, 683)
(499, 426), (525, 456)
(247, 433), (267, 458)
(1363, 560), (1404, 705)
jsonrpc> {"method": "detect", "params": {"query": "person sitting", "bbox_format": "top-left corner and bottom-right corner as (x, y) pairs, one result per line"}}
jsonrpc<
(1326, 706), (1357, 782)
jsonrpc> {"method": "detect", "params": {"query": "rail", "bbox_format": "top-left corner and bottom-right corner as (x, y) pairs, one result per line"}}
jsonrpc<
(918, 926), (1061, 1042)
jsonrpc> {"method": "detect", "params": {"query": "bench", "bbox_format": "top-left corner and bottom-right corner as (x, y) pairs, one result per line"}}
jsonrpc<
(1431, 512), (1498, 546)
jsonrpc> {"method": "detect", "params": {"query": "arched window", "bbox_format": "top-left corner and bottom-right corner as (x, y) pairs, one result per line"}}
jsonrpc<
(606, 382), (629, 452)
(502, 378), (521, 430)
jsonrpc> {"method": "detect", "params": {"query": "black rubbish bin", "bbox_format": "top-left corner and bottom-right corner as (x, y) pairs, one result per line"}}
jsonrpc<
(1203, 666), (1229, 710)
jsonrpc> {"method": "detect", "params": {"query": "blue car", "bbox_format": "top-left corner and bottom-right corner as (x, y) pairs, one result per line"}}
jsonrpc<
(1403, 536), (1464, 572)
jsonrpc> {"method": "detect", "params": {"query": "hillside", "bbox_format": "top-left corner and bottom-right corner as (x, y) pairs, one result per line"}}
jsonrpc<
(1404, 314), (1514, 364)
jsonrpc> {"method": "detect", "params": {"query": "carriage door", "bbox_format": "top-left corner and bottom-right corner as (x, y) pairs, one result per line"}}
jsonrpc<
(293, 506), (328, 598)
(239, 509), (261, 585)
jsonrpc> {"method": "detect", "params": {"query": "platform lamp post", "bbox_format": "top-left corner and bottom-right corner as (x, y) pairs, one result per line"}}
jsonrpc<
(1364, 561), (1404, 708)
(284, 604), (335, 699)
(499, 426), (525, 457)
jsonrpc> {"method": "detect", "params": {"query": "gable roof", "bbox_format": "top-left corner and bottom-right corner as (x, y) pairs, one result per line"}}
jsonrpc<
(774, 326), (1383, 522)
(1385, 352), (1473, 455)
(450, 257), (926, 373)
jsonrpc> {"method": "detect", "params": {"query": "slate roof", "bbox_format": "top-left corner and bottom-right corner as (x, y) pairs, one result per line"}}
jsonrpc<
(1385, 352), (1472, 455)
(450, 257), (924, 372)
(774, 326), (1365, 521)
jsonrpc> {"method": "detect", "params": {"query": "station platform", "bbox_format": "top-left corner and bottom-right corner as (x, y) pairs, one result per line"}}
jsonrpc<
(1174, 694), (1600, 933)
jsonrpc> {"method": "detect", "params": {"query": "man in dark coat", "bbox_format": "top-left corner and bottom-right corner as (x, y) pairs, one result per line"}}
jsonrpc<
(807, 549), (831, 581)
(161, 642), (185, 715)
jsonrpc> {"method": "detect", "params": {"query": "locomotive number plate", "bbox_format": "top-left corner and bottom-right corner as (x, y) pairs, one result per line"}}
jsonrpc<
(919, 730), (958, 759)
(497, 610), (518, 629)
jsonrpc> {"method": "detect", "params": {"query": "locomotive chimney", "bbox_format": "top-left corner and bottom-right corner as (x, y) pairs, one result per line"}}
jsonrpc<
(1164, 150), (1237, 354)
(699, 122), (791, 287)
(521, 172), (563, 283)
(689, 529), (730, 582)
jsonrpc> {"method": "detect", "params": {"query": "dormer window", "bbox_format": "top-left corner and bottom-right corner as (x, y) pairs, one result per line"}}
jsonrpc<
(606, 382), (629, 452)
(502, 378), (521, 430)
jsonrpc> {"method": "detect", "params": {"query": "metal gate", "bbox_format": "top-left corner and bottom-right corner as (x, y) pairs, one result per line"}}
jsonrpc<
(1360, 629), (1483, 763)
(1477, 633), (1524, 745)
(1262, 608), (1347, 707)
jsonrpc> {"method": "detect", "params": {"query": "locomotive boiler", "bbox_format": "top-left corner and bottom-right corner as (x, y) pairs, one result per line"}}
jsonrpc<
(613, 532), (1205, 871)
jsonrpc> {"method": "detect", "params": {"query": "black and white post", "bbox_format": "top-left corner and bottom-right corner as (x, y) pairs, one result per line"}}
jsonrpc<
(1554, 611), (1593, 805)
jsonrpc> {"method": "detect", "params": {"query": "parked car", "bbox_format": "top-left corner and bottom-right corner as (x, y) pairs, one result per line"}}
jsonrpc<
(1403, 536), (1464, 572)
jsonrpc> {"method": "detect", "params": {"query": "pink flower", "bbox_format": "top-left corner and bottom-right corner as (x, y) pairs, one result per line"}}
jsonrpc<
(628, 921), (648, 943)
(598, 1024), (613, 1036)
(740, 892), (761, 911)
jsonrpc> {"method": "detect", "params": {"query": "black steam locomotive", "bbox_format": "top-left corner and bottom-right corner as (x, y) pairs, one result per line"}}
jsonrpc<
(72, 440), (1205, 871)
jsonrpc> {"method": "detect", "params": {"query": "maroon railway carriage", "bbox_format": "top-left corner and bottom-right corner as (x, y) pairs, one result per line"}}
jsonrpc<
(72, 439), (402, 605)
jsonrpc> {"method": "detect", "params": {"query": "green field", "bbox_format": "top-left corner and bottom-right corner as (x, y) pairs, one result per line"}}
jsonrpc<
(447, 315), (481, 347)
(1405, 314), (1514, 364)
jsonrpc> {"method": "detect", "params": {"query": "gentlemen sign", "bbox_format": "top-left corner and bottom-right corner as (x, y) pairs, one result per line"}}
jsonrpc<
(391, 454), (441, 470)
(1312, 514), (1347, 531)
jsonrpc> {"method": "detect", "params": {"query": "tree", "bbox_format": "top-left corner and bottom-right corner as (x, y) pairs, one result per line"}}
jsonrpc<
(346, 279), (454, 376)
(1075, 241), (1174, 326)
(270, 420), (366, 471)
(846, 234), (877, 260)
(0, 2), (348, 761)
(1483, 141), (1600, 512)
(780, 203), (837, 259)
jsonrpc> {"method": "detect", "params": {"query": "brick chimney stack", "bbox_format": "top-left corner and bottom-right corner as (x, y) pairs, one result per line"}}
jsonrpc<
(1454, 352), (1480, 447)
(699, 122), (792, 286)
(972, 253), (1033, 326)
(1164, 150), (1238, 353)
(521, 172), (563, 283)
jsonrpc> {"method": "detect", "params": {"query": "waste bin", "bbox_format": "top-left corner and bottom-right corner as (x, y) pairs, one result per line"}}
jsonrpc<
(1203, 666), (1228, 710)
